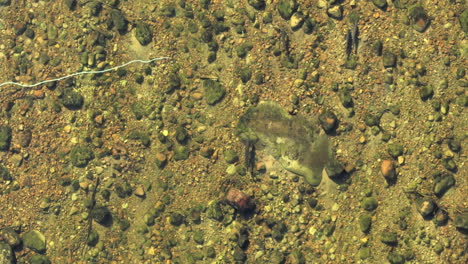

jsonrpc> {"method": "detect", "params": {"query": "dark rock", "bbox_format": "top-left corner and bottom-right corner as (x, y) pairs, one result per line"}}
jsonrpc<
(419, 86), (433, 101)
(339, 88), (353, 107)
(111, 9), (127, 33)
(454, 213), (468, 231)
(226, 188), (254, 212)
(272, 222), (287, 241)
(318, 110), (338, 134)
(382, 51), (397, 68)
(135, 23), (152, 45)
(224, 149), (239, 164)
(65, 0), (76, 10)
(433, 174), (455, 197)
(325, 159), (344, 180)
(115, 182), (132, 198)
(170, 212), (184, 226)
(240, 67), (252, 83)
(409, 5), (430, 32)
(91, 206), (111, 224)
(60, 88), (84, 110)
(0, 164), (11, 181)
(70, 145), (94, 168)
(441, 158), (457, 172)
(0, 125), (12, 151)
(248, 0), (266, 10)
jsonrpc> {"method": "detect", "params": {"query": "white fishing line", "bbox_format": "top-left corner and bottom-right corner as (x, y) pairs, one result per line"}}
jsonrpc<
(0, 56), (170, 88)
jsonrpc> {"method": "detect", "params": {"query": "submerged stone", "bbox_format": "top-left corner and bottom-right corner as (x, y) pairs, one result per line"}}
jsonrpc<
(0, 242), (13, 264)
(236, 101), (335, 186)
(23, 230), (46, 253)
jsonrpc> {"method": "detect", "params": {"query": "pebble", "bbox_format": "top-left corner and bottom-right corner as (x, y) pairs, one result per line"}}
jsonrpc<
(327, 6), (343, 19)
(397, 156), (405, 165)
(290, 13), (304, 30)
(134, 185), (145, 197)
(381, 160), (396, 181)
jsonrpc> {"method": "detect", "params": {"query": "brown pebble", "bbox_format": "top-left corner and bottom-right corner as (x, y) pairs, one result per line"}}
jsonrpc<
(226, 188), (254, 212)
(156, 152), (167, 162)
(381, 160), (396, 181)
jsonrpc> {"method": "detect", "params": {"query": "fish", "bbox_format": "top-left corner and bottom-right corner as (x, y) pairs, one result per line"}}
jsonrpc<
(351, 22), (359, 54)
(346, 29), (353, 57)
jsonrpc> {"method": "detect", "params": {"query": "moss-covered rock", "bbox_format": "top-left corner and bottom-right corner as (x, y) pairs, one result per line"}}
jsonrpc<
(387, 252), (405, 264)
(193, 230), (204, 244)
(362, 197), (378, 211)
(0, 242), (13, 264)
(239, 67), (252, 83)
(419, 86), (433, 101)
(29, 255), (51, 264)
(364, 113), (380, 127)
(277, 0), (298, 20)
(460, 9), (468, 34)
(115, 182), (133, 198)
(70, 145), (94, 167)
(372, 0), (387, 9)
(387, 143), (403, 158)
(380, 231), (398, 245)
(359, 247), (371, 260)
(0, 164), (11, 181)
(339, 88), (353, 108)
(0, 0), (11, 6)
(248, 0), (265, 10)
(203, 79), (225, 105)
(87, 229), (99, 246)
(433, 174), (455, 197)
(0, 126), (12, 151)
(60, 88), (84, 110)
(174, 146), (190, 161)
(127, 130), (151, 147)
(135, 23), (152, 45)
(175, 127), (188, 144)
(23, 230), (46, 253)
(359, 214), (372, 233)
(224, 149), (239, 164)
(455, 213), (468, 231)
